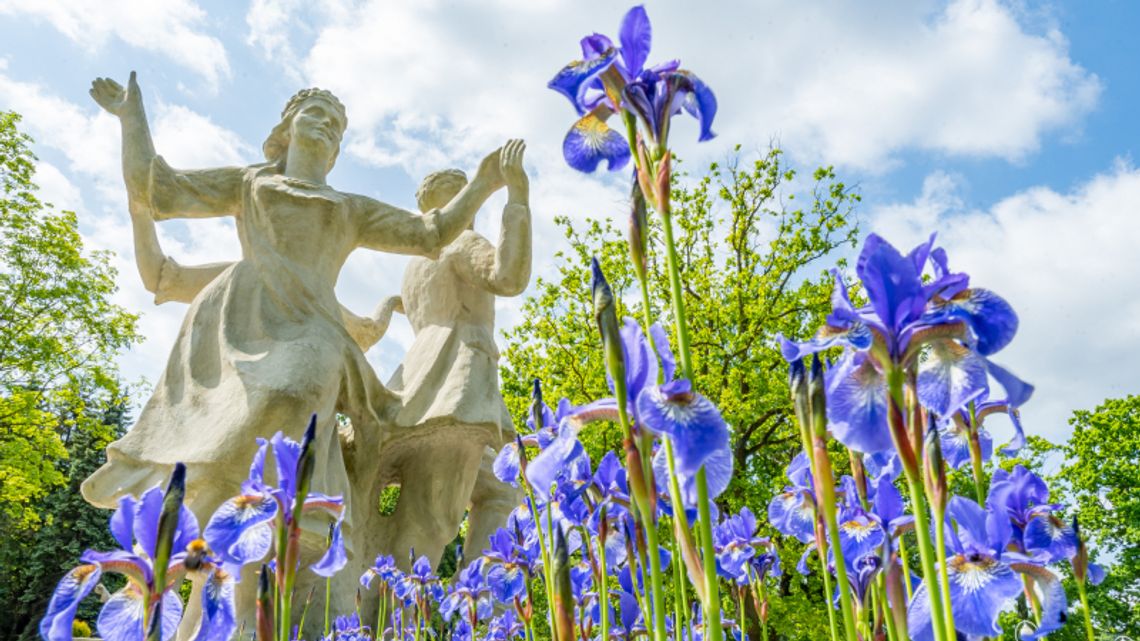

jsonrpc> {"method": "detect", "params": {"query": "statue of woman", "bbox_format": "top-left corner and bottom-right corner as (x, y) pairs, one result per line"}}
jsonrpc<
(81, 72), (509, 558)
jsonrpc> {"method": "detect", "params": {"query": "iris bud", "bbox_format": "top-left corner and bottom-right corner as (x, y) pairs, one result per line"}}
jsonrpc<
(551, 525), (575, 641)
(291, 414), (319, 523)
(628, 181), (649, 279)
(591, 258), (626, 400)
(923, 421), (948, 513)
(808, 355), (828, 438)
(256, 564), (274, 641)
(1072, 516), (1089, 584)
(530, 378), (545, 431)
(789, 359), (809, 432)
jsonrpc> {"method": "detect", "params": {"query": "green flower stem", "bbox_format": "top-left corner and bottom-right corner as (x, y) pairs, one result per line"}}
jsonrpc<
(1023, 574), (1043, 623)
(897, 537), (915, 600)
(657, 204), (722, 641)
(521, 478), (556, 628)
(671, 532), (687, 641)
(376, 588), (387, 641)
(599, 528), (611, 641)
(737, 587), (748, 639)
(876, 579), (899, 641)
(932, 504), (958, 640)
(813, 532), (841, 641)
(1077, 578), (1096, 641)
(886, 368), (949, 641)
(966, 405), (987, 504)
(813, 440), (860, 641)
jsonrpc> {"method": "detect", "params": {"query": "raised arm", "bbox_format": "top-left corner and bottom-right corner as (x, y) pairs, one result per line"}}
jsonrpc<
(455, 140), (532, 295)
(128, 198), (233, 304)
(91, 72), (241, 219)
(340, 296), (403, 352)
(353, 143), (512, 256)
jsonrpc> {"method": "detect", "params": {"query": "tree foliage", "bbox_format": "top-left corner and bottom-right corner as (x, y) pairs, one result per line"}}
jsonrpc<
(499, 147), (859, 639)
(1057, 395), (1140, 636)
(0, 111), (141, 638)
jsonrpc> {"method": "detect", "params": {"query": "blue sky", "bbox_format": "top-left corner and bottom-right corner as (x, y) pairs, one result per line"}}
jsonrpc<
(1, 0), (1136, 453)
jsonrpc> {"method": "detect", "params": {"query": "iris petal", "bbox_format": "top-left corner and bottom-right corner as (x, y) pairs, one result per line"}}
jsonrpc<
(934, 288), (1018, 356)
(562, 108), (631, 173)
(109, 495), (137, 552)
(825, 351), (893, 454)
(856, 234), (927, 342)
(134, 486), (164, 559)
(618, 5), (652, 78)
(40, 564), (102, 641)
(677, 70), (717, 142)
(193, 568), (237, 641)
(98, 587), (183, 641)
(648, 322), (676, 383)
(548, 49), (619, 114)
(637, 379), (730, 478)
(493, 441), (521, 486)
(311, 521), (348, 577)
(1010, 563), (1068, 640)
(1023, 514), (1077, 562)
(766, 490), (815, 544)
(203, 493), (278, 567)
(917, 339), (987, 416)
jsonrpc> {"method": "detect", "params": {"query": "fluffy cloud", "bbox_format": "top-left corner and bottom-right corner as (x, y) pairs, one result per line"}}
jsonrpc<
(240, 0), (1100, 179)
(872, 161), (1140, 444)
(0, 0), (229, 89)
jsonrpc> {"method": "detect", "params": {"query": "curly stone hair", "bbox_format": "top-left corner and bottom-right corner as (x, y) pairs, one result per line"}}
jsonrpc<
(415, 169), (468, 212)
(262, 88), (347, 171)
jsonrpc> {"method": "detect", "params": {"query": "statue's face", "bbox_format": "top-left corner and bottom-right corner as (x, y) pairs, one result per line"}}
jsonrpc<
(289, 97), (345, 159)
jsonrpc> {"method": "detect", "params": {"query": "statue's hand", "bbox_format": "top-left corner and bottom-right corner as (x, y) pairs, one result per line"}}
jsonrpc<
(474, 145), (505, 190)
(500, 139), (528, 195)
(90, 71), (143, 118)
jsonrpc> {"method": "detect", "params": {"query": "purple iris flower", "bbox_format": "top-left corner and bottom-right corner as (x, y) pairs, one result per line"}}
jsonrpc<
(441, 559), (493, 624)
(907, 496), (1068, 641)
(482, 518), (539, 604)
(713, 508), (765, 583)
(492, 385), (566, 487)
(487, 609), (525, 641)
(395, 555), (445, 607)
(202, 429), (346, 577)
(321, 613), (370, 641)
(767, 453), (817, 544)
(570, 563), (601, 630)
(547, 5), (716, 172)
(988, 465), (1078, 562)
(360, 553), (402, 591)
(40, 476), (236, 641)
(866, 475), (914, 539)
(833, 503), (885, 571)
(779, 234), (1031, 456)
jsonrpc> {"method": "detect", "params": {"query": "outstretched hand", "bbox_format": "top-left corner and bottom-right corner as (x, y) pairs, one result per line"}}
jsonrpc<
(90, 71), (143, 118)
(500, 139), (528, 197)
(474, 145), (505, 190)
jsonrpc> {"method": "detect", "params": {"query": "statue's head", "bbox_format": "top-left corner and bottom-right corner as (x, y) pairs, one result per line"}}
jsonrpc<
(263, 88), (347, 173)
(415, 169), (468, 213)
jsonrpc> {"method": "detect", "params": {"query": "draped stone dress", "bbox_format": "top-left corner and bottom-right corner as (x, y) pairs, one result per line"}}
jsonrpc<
(81, 157), (450, 535)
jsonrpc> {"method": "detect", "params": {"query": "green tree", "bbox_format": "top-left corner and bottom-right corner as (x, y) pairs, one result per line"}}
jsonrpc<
(1057, 395), (1140, 637)
(499, 147), (859, 640)
(0, 111), (141, 638)
(0, 111), (138, 526)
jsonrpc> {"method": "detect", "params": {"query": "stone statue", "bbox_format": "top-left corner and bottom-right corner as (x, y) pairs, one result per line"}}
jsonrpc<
(82, 71), (515, 631)
(348, 142), (531, 584)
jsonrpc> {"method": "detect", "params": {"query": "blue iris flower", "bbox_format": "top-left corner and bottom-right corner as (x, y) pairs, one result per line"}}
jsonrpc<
(767, 453), (817, 545)
(486, 609), (525, 641)
(713, 508), (766, 583)
(395, 555), (445, 607)
(548, 5), (716, 172)
(988, 465), (1079, 563)
(321, 613), (370, 641)
(482, 511), (541, 604)
(778, 234), (1032, 456)
(360, 553), (402, 591)
(441, 558), (493, 624)
(201, 428), (346, 578)
(40, 471), (236, 641)
(907, 495), (1068, 641)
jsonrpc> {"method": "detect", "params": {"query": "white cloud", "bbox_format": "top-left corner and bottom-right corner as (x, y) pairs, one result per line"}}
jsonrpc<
(0, 0), (229, 89)
(263, 0), (1101, 182)
(872, 161), (1140, 445)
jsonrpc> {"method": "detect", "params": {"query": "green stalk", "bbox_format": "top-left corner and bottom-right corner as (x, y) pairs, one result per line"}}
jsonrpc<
(814, 540), (840, 641)
(736, 587), (748, 640)
(598, 524), (611, 641)
(670, 532), (686, 641)
(657, 205), (722, 641)
(755, 575), (769, 641)
(814, 443), (859, 641)
(876, 579), (898, 641)
(1077, 579), (1095, 641)
(897, 537), (914, 600)
(966, 405), (987, 504)
(376, 588), (387, 641)
(932, 505), (957, 640)
(324, 525), (334, 638)
(886, 368), (949, 641)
